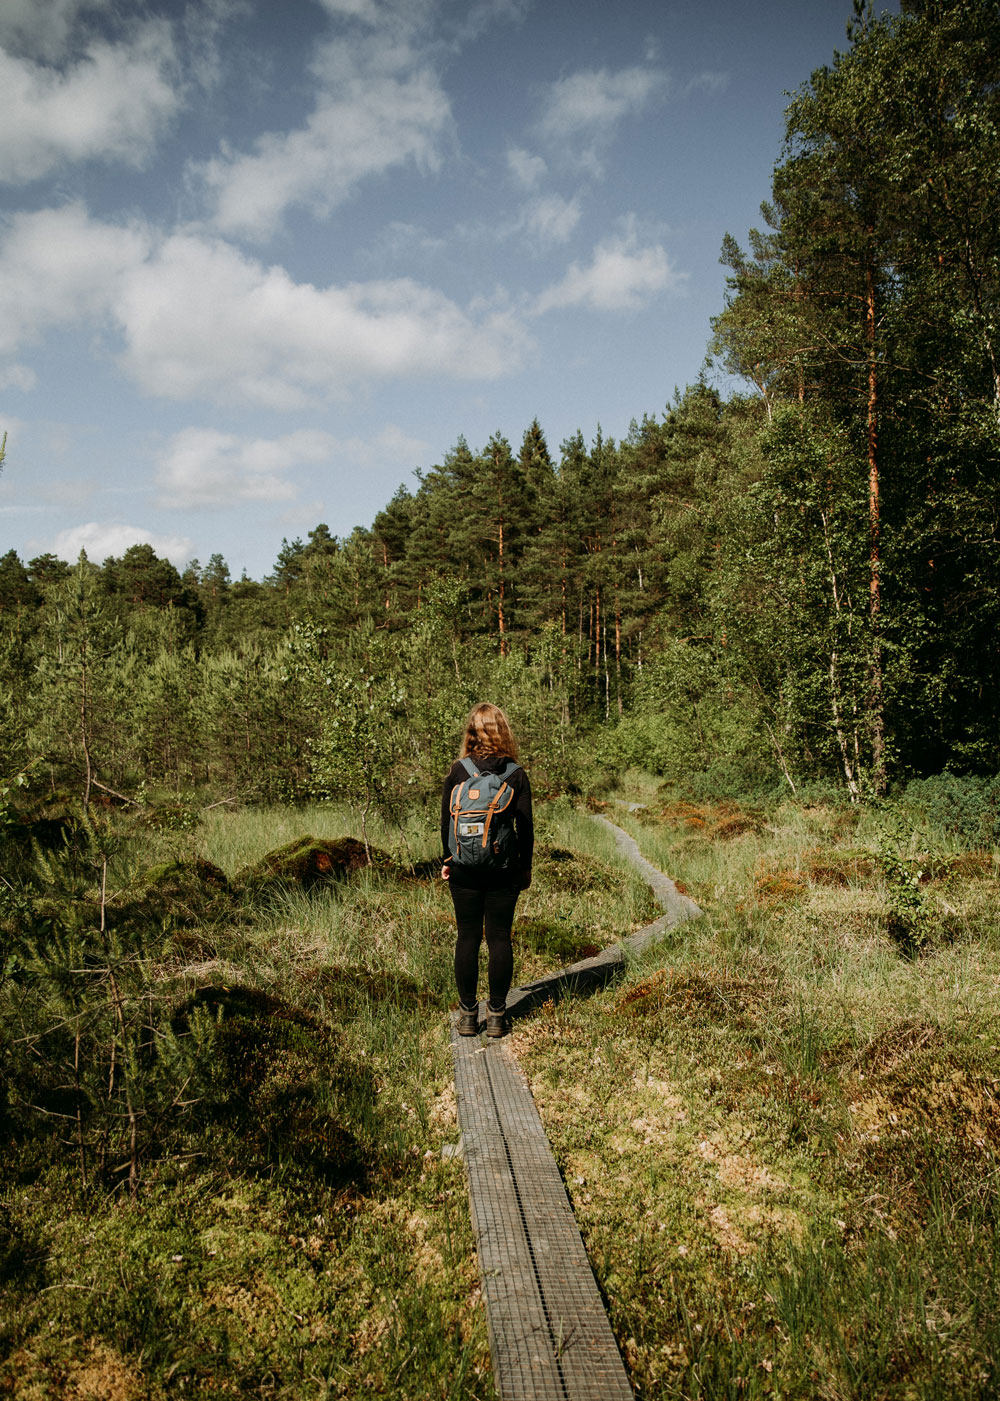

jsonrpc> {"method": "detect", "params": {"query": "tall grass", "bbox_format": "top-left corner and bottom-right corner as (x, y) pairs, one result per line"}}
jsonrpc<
(1, 794), (661, 1399)
(516, 787), (1000, 1399)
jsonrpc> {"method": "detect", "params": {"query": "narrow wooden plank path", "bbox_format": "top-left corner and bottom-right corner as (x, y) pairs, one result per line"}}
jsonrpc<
(451, 816), (702, 1401)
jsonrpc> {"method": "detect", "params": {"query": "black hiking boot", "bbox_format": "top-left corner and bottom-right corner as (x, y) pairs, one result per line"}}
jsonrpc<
(457, 1005), (479, 1037)
(486, 1005), (507, 1039)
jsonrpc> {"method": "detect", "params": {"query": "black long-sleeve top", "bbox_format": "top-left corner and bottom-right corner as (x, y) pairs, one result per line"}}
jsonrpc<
(440, 753), (534, 889)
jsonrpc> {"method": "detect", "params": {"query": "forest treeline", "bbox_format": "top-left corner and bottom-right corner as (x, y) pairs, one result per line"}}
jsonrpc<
(1, 0), (998, 817)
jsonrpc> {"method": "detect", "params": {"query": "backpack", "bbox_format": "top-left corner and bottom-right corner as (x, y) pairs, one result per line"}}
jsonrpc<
(447, 758), (520, 870)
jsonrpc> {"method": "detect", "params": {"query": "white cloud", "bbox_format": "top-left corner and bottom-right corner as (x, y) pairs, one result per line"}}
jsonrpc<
(0, 0), (111, 62)
(364, 424), (428, 462)
(536, 222), (679, 314)
(0, 21), (179, 184)
(115, 231), (528, 406)
(0, 203), (151, 355)
(52, 522), (193, 567)
(157, 422), (428, 512)
(317, 0), (381, 19)
(0, 204), (531, 408)
(194, 28), (451, 239)
(519, 193), (582, 248)
(507, 146), (547, 190)
(538, 64), (667, 146)
(157, 427), (338, 509)
(686, 71), (729, 96)
(0, 364), (36, 392)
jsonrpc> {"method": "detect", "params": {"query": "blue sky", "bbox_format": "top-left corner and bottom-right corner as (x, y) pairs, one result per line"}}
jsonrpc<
(0, 0), (893, 579)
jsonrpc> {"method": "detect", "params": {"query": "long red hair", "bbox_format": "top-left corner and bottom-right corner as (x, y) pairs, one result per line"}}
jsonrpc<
(459, 703), (519, 761)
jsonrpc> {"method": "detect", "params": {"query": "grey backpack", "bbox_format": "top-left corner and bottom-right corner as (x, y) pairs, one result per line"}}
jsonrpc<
(447, 758), (520, 870)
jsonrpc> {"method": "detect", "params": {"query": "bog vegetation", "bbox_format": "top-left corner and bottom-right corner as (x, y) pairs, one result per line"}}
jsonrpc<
(1, 2), (999, 1396)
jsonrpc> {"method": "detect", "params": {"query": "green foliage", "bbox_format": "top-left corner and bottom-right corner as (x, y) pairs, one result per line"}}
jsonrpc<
(901, 773), (1000, 848)
(140, 857), (232, 924)
(872, 807), (936, 958)
(0, 0), (998, 824)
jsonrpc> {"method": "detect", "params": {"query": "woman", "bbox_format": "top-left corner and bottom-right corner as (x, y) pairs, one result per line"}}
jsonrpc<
(441, 703), (533, 1038)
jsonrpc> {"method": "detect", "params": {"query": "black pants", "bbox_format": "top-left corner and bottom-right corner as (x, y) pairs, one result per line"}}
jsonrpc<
(450, 882), (520, 1011)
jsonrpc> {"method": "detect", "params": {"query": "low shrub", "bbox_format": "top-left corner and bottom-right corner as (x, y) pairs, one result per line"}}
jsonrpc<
(901, 772), (1000, 847)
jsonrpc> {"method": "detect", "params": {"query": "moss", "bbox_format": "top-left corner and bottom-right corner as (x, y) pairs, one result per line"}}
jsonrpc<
(237, 835), (390, 891)
(613, 968), (765, 1025)
(516, 917), (600, 964)
(172, 985), (373, 1182)
(653, 798), (766, 838)
(141, 857), (232, 926)
(537, 845), (619, 894)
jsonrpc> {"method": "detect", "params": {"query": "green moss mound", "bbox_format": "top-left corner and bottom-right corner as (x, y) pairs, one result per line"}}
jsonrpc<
(538, 845), (619, 894)
(517, 918), (600, 964)
(173, 985), (373, 1181)
(237, 835), (388, 891)
(142, 857), (232, 925)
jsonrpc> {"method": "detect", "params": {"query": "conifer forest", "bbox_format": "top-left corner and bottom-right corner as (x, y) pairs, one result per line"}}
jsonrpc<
(2, 4), (1000, 1399)
(4, 1), (1000, 811)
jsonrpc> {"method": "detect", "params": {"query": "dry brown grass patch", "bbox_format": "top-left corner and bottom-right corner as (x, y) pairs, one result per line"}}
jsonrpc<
(655, 799), (765, 839)
(802, 847), (877, 887)
(744, 859), (807, 909)
(856, 1018), (943, 1074)
(614, 968), (767, 1024)
(2, 1344), (144, 1401)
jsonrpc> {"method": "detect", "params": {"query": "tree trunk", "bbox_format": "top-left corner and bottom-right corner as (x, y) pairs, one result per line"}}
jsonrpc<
(80, 658), (92, 810)
(865, 256), (885, 794)
(497, 514), (507, 655)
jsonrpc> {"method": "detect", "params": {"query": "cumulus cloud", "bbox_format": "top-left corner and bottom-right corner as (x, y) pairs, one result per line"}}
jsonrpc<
(0, 363), (36, 392)
(52, 522), (193, 567)
(507, 146), (547, 190)
(157, 422), (428, 511)
(538, 63), (667, 166)
(519, 193), (582, 248)
(536, 221), (679, 314)
(193, 27), (451, 239)
(0, 0), (111, 62)
(0, 203), (150, 355)
(157, 428), (338, 509)
(0, 204), (530, 408)
(116, 232), (527, 406)
(0, 20), (180, 184)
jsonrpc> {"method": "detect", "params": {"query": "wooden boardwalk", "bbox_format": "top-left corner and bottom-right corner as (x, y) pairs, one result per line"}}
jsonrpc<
(451, 817), (701, 1401)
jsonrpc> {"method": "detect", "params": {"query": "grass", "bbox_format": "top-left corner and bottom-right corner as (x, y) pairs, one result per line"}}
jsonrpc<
(0, 795), (657, 1399)
(7, 786), (995, 1397)
(514, 788), (1000, 1399)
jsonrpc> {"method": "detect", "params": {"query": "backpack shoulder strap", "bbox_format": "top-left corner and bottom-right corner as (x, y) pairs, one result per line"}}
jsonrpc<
(498, 760), (520, 781)
(460, 757), (480, 779)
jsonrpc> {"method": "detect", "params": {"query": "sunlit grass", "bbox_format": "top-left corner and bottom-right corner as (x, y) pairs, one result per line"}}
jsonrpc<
(515, 786), (1000, 1399)
(2, 793), (662, 1399)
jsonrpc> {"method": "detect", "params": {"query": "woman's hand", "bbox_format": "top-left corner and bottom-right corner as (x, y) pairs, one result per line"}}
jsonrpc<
(441, 861), (451, 881)
(519, 868), (532, 890)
